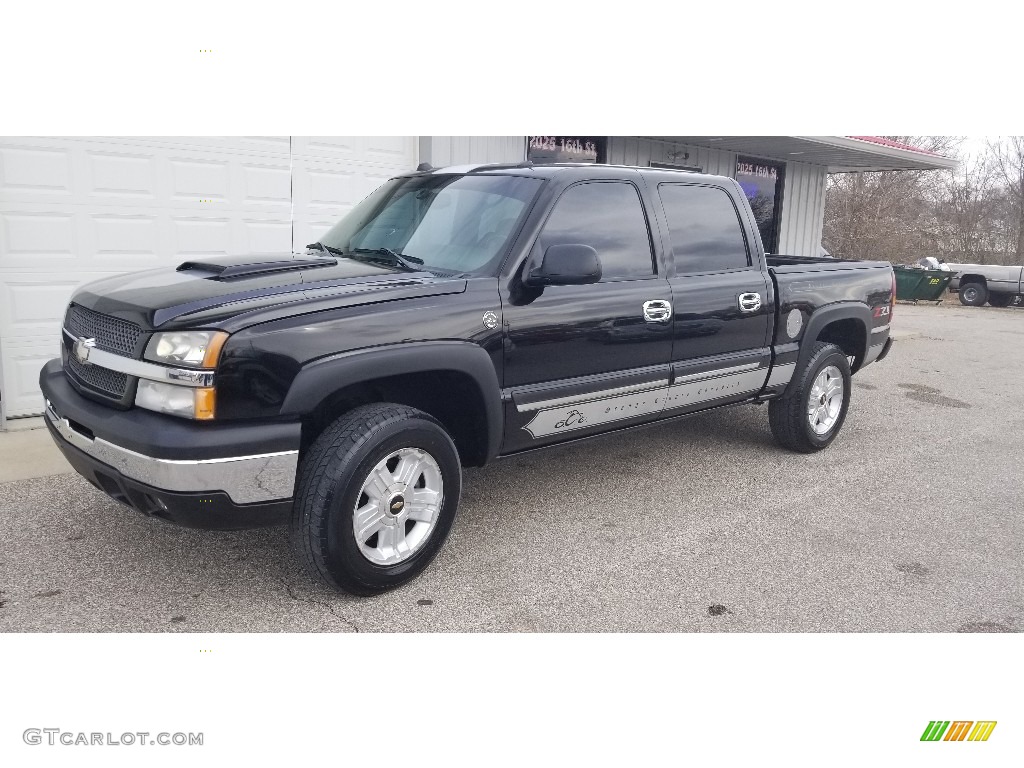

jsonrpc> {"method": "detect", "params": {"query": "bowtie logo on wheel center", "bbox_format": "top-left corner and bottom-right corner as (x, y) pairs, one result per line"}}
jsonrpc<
(387, 494), (406, 517)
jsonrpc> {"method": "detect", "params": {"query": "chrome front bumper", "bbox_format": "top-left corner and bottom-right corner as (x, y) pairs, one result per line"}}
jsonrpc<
(45, 401), (298, 505)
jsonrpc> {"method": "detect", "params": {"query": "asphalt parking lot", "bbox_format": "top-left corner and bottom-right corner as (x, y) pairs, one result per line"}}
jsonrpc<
(1, 303), (1022, 632)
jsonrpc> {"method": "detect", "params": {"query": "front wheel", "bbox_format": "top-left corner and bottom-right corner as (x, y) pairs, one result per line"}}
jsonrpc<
(291, 403), (462, 595)
(959, 282), (988, 306)
(768, 342), (852, 453)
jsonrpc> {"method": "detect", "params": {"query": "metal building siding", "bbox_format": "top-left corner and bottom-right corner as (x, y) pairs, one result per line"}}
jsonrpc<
(606, 137), (737, 177)
(777, 160), (827, 257)
(606, 137), (827, 258)
(419, 136), (525, 167)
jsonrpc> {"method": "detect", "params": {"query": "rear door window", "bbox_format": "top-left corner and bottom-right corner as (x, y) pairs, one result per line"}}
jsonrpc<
(658, 184), (751, 273)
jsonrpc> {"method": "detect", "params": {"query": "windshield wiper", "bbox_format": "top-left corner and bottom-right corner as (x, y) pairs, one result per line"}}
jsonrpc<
(350, 247), (424, 271)
(306, 242), (346, 257)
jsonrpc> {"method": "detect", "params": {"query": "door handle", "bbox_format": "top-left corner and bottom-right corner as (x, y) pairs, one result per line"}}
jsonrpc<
(643, 299), (672, 323)
(738, 293), (762, 313)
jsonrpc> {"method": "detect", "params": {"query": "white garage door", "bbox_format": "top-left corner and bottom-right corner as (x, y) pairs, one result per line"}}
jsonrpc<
(0, 136), (417, 419)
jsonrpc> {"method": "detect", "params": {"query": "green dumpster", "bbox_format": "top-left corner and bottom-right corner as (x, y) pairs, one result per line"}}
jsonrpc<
(893, 265), (956, 302)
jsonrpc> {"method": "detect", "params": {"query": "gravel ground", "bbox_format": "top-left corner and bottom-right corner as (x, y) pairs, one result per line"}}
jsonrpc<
(1, 302), (1022, 632)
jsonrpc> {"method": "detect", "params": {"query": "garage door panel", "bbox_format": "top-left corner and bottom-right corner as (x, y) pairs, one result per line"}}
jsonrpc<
(169, 157), (230, 201)
(293, 160), (409, 218)
(0, 276), (80, 338)
(305, 166), (359, 208)
(297, 136), (359, 157)
(92, 214), (160, 260)
(0, 210), (76, 265)
(1, 144), (73, 194)
(292, 136), (417, 168)
(364, 136), (418, 161)
(243, 219), (292, 253)
(88, 150), (158, 198)
(172, 217), (231, 256)
(0, 336), (61, 418)
(239, 163), (291, 204)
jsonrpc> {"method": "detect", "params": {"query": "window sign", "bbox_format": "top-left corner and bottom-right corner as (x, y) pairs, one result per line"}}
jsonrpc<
(528, 136), (606, 164)
(735, 157), (784, 253)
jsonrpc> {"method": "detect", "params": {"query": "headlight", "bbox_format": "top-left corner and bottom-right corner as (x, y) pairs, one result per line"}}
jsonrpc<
(136, 380), (216, 420)
(144, 331), (228, 368)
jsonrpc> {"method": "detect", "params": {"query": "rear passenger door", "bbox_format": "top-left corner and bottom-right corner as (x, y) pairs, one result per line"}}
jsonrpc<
(501, 177), (673, 452)
(656, 182), (772, 414)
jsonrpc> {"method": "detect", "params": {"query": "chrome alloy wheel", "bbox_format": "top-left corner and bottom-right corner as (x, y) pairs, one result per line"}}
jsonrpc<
(807, 365), (844, 435)
(353, 448), (443, 565)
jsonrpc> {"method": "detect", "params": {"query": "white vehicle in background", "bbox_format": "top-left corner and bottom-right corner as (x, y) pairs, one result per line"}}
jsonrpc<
(945, 262), (1024, 307)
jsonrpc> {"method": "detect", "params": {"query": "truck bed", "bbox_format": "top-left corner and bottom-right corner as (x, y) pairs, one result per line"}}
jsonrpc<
(767, 254), (892, 271)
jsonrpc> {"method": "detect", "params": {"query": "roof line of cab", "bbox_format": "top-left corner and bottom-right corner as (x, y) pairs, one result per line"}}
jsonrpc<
(405, 161), (731, 183)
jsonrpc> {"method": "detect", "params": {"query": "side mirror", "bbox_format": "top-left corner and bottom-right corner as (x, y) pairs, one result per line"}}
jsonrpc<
(526, 244), (602, 286)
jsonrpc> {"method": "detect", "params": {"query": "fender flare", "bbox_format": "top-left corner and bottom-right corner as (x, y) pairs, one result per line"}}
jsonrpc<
(957, 273), (988, 288)
(279, 341), (504, 463)
(798, 302), (873, 374)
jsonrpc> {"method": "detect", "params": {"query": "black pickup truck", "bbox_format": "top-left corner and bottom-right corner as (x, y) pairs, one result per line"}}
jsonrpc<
(40, 162), (895, 594)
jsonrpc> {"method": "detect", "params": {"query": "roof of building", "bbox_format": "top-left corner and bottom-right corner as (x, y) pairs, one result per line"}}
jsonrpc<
(658, 136), (957, 173)
(846, 136), (945, 157)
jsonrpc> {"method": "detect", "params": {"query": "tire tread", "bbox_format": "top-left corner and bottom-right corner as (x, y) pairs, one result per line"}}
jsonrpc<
(768, 341), (850, 453)
(290, 403), (444, 595)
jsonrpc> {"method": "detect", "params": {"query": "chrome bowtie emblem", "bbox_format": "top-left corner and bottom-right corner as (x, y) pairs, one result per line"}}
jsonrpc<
(482, 311), (499, 330)
(73, 337), (97, 365)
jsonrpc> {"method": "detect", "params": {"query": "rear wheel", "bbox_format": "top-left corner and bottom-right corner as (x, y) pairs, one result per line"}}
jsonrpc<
(769, 342), (852, 453)
(291, 403), (462, 595)
(988, 293), (1013, 308)
(959, 282), (988, 306)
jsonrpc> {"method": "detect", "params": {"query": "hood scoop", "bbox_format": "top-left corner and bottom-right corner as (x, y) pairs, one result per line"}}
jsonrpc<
(177, 257), (338, 280)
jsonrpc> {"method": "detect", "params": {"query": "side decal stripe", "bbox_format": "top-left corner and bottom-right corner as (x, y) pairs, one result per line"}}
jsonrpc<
(522, 366), (769, 439)
(766, 362), (796, 387)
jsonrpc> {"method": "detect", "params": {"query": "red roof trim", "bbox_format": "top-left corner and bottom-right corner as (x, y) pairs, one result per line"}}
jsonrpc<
(846, 136), (944, 157)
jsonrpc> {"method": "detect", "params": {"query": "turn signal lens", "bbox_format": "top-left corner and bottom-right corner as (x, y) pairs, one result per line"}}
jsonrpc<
(201, 333), (228, 368)
(194, 387), (216, 420)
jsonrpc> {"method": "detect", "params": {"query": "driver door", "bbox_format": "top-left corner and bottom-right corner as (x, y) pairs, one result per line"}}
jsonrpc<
(500, 178), (674, 452)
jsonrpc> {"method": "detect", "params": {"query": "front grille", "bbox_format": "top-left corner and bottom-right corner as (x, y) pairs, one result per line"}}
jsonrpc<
(65, 304), (142, 356)
(66, 352), (129, 397)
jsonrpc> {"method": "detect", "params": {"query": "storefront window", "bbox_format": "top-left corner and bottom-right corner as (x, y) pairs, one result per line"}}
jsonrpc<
(735, 157), (784, 253)
(527, 136), (606, 164)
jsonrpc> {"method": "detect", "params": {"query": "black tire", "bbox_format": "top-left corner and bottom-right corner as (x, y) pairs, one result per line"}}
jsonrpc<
(768, 342), (852, 453)
(290, 403), (461, 595)
(988, 293), (1013, 308)
(959, 282), (988, 306)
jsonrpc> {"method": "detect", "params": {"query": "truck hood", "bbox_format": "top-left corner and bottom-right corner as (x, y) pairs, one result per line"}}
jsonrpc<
(69, 254), (468, 331)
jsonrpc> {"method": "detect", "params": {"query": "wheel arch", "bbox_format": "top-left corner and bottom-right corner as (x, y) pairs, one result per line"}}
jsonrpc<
(280, 342), (503, 467)
(798, 303), (872, 375)
(958, 274), (988, 288)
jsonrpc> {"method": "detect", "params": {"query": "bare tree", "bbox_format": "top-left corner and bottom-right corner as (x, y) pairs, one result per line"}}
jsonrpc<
(933, 152), (996, 263)
(988, 136), (1024, 262)
(823, 136), (961, 264)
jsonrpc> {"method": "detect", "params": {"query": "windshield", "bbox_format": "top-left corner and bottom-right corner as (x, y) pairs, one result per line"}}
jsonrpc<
(317, 174), (542, 274)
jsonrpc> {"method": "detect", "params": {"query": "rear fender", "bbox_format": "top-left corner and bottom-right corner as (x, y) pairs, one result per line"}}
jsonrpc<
(796, 302), (872, 375)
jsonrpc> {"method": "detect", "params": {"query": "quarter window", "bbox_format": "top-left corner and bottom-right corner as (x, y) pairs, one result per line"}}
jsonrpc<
(538, 182), (655, 281)
(658, 184), (751, 273)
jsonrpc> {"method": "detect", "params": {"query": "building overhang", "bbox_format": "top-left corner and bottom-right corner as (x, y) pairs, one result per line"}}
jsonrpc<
(648, 136), (958, 173)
